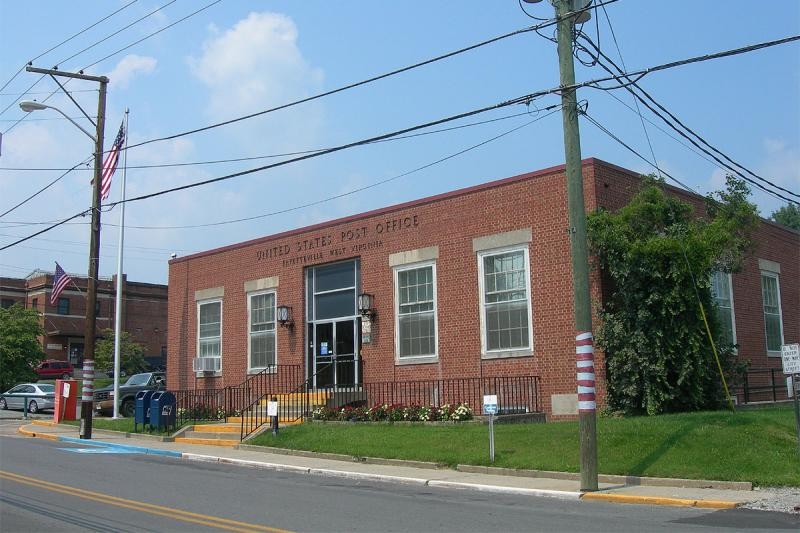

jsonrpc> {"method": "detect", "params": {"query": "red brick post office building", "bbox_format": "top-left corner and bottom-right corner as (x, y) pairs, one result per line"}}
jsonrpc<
(166, 158), (798, 417)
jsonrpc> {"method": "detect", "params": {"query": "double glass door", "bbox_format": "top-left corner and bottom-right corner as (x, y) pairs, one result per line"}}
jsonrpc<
(306, 260), (362, 388)
(312, 320), (357, 388)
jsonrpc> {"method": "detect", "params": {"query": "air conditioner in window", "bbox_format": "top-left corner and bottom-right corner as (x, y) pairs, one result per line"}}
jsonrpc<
(193, 357), (221, 372)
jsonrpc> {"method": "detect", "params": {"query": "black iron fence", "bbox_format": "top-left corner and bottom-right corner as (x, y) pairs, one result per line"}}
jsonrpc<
(730, 367), (791, 404)
(172, 364), (302, 427)
(363, 375), (542, 415)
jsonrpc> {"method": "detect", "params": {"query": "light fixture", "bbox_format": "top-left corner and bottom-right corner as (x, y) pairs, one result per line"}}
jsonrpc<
(19, 100), (47, 112)
(19, 100), (96, 141)
(358, 293), (375, 318)
(277, 305), (293, 328)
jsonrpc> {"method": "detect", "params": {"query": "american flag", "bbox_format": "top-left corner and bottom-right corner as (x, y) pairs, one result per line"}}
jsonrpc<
(100, 120), (125, 200)
(50, 262), (73, 305)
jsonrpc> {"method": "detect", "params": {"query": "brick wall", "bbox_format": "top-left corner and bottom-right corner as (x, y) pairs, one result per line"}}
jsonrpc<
(167, 158), (799, 415)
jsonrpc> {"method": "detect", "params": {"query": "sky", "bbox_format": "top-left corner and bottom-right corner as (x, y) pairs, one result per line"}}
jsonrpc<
(0, 0), (798, 285)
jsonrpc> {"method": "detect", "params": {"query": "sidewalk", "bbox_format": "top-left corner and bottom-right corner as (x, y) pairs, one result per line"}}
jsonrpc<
(17, 420), (760, 509)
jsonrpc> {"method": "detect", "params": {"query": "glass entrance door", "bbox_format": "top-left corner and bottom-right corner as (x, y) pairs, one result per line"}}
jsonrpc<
(313, 320), (357, 388)
(306, 260), (361, 388)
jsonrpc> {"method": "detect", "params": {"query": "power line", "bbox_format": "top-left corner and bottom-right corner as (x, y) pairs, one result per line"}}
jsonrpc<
(0, 157), (93, 218)
(4, 32), (799, 247)
(0, 110), (536, 171)
(579, 35), (800, 204)
(2, 0), (221, 135)
(0, 0), (137, 94)
(109, 105), (563, 230)
(582, 111), (800, 248)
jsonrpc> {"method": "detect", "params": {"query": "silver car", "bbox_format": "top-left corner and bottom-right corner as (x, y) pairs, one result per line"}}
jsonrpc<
(0, 383), (56, 413)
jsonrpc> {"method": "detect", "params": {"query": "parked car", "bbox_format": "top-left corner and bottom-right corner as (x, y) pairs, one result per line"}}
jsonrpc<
(35, 360), (74, 380)
(0, 383), (56, 413)
(93, 372), (166, 417)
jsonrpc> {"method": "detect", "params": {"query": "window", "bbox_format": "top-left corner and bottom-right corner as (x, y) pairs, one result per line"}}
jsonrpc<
(760, 272), (784, 354)
(57, 297), (70, 315)
(1, 299), (14, 309)
(31, 298), (38, 310)
(197, 300), (222, 364)
(710, 271), (736, 347)
(394, 263), (437, 360)
(95, 301), (101, 316)
(248, 292), (276, 371)
(478, 247), (532, 355)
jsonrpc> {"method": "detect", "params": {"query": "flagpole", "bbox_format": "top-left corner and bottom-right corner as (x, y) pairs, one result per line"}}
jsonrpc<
(112, 109), (129, 419)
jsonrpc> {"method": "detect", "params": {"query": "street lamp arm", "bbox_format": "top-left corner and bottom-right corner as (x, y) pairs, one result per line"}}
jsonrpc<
(19, 101), (97, 143)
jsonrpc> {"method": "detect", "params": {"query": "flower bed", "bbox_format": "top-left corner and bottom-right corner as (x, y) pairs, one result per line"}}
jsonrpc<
(311, 403), (473, 423)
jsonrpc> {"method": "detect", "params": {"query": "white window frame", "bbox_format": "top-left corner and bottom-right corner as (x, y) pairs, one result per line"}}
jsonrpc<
(247, 290), (277, 373)
(710, 271), (737, 349)
(196, 298), (223, 372)
(393, 260), (438, 364)
(760, 271), (784, 356)
(478, 245), (533, 358)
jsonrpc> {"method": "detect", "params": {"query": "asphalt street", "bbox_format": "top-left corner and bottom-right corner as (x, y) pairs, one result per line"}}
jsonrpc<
(1, 425), (798, 533)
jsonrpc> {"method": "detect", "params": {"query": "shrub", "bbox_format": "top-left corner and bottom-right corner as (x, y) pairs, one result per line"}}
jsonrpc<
(310, 402), (473, 422)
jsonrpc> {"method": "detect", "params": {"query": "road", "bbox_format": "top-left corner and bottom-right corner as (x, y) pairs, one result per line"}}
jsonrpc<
(1, 423), (797, 532)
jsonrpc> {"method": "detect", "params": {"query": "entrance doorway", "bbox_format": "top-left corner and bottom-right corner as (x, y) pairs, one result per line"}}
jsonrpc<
(306, 260), (361, 388)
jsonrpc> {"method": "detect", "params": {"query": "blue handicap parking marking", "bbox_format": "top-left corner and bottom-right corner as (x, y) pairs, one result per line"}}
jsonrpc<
(59, 446), (144, 453)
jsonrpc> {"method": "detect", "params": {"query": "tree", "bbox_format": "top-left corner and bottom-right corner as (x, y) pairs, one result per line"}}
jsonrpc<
(0, 304), (45, 391)
(94, 329), (147, 376)
(587, 175), (758, 415)
(770, 204), (800, 231)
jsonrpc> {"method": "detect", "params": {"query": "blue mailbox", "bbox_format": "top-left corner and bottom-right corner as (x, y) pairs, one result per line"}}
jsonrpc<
(135, 390), (155, 432)
(149, 391), (176, 432)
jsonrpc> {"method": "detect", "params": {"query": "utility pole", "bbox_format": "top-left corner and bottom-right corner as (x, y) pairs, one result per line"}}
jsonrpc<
(553, 0), (598, 491)
(26, 66), (108, 440)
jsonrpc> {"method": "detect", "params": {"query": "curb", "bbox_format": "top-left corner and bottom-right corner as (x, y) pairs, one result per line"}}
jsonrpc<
(179, 453), (581, 499)
(17, 426), (60, 441)
(581, 492), (739, 509)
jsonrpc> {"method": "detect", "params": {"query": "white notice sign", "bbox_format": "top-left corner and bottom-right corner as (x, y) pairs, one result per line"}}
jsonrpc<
(781, 343), (800, 375)
(267, 401), (278, 417)
(483, 394), (498, 415)
(63, 382), (71, 398)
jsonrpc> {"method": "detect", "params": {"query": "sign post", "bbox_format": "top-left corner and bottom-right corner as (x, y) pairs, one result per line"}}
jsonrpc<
(780, 344), (800, 451)
(267, 396), (279, 437)
(483, 394), (498, 463)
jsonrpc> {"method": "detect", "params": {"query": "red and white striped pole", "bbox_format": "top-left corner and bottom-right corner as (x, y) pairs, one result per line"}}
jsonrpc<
(576, 332), (596, 413)
(79, 359), (94, 439)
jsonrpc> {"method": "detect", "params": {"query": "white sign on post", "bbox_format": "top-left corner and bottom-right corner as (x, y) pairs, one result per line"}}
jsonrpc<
(62, 382), (71, 398)
(781, 344), (800, 375)
(483, 395), (498, 415)
(267, 401), (278, 417)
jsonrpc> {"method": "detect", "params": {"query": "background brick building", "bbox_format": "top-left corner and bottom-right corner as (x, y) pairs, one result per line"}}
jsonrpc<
(167, 158), (798, 416)
(1, 270), (168, 367)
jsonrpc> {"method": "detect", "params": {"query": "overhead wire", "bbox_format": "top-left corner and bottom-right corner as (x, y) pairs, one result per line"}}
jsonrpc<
(0, 157), (93, 218)
(2, 0), (221, 135)
(0, 0), (137, 94)
(0, 110), (538, 172)
(3, 29), (799, 247)
(122, 0), (619, 152)
(578, 34), (800, 204)
(110, 105), (563, 230)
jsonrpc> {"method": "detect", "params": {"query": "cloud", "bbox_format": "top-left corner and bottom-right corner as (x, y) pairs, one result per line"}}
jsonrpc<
(188, 12), (324, 120)
(107, 54), (157, 89)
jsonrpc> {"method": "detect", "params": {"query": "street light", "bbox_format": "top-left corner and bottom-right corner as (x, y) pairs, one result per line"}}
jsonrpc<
(19, 67), (108, 441)
(19, 100), (96, 142)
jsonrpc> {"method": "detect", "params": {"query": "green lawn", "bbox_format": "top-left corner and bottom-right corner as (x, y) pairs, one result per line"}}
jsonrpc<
(249, 405), (800, 487)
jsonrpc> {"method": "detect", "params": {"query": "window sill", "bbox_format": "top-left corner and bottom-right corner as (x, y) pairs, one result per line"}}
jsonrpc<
(395, 355), (439, 366)
(767, 351), (782, 358)
(195, 371), (222, 378)
(248, 367), (277, 374)
(481, 349), (533, 360)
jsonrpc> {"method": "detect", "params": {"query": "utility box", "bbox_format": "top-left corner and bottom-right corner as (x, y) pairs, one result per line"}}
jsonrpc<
(149, 391), (176, 432)
(54, 379), (78, 423)
(135, 390), (155, 432)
